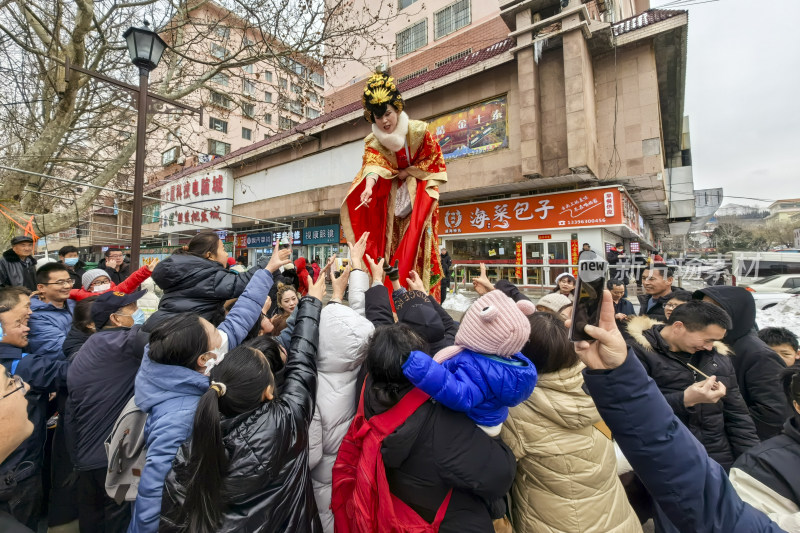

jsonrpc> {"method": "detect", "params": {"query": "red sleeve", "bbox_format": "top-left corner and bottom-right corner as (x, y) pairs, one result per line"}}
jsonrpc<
(116, 266), (152, 294)
(69, 288), (93, 301)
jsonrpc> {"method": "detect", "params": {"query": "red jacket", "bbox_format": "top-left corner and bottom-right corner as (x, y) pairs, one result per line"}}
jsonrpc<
(294, 257), (309, 296)
(69, 265), (152, 301)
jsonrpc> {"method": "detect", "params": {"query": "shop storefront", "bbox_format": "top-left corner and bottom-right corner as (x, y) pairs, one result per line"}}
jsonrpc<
(438, 186), (651, 287)
(302, 224), (341, 263)
(244, 229), (303, 266)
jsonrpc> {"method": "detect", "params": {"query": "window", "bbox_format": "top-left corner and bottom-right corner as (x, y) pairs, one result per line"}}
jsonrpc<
(309, 71), (325, 88)
(290, 100), (303, 115)
(397, 67), (428, 83)
(210, 91), (231, 108)
(242, 127), (252, 140)
(291, 83), (303, 94)
(435, 48), (472, 68)
(279, 77), (288, 89)
(209, 117), (228, 133)
(208, 139), (231, 156)
(212, 73), (229, 86)
(242, 102), (255, 118)
(306, 107), (320, 119)
(161, 146), (179, 166)
(214, 26), (230, 40)
(399, 0), (418, 9)
(243, 36), (254, 47)
(166, 128), (181, 142)
(264, 113), (272, 124)
(434, 0), (471, 40)
(242, 64), (254, 74)
(264, 71), (273, 82)
(307, 92), (318, 104)
(211, 44), (229, 59)
(279, 116), (299, 130)
(264, 91), (273, 103)
(396, 20), (427, 58)
(243, 79), (256, 96)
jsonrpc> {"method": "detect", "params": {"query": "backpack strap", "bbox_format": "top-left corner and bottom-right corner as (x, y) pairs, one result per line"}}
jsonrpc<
(369, 387), (430, 436)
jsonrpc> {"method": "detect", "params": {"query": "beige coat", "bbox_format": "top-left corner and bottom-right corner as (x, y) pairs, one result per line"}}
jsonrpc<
(500, 363), (642, 533)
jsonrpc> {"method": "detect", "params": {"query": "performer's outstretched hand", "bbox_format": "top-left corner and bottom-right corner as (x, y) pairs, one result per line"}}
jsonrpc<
(360, 175), (376, 207)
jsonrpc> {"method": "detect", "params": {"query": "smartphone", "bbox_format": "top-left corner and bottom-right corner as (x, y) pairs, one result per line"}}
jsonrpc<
(568, 259), (608, 342)
(279, 236), (290, 250)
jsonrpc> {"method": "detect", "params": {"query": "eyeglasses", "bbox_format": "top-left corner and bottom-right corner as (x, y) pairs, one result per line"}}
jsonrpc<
(2, 374), (25, 400)
(664, 303), (679, 310)
(44, 279), (73, 287)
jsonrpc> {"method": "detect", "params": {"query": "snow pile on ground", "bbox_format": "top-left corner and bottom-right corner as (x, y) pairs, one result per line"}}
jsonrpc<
(757, 296), (800, 336)
(441, 291), (476, 313)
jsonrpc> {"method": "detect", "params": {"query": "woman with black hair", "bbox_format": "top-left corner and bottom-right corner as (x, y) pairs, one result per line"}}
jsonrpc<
(129, 248), (290, 533)
(331, 323), (516, 533)
(500, 312), (641, 533)
(160, 274), (326, 533)
(62, 295), (97, 359)
(552, 272), (576, 301)
(146, 231), (273, 330)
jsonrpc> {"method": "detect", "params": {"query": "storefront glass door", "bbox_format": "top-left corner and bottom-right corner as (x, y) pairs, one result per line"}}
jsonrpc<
(523, 240), (571, 286)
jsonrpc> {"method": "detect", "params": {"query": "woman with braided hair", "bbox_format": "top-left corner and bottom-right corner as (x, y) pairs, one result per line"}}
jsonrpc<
(160, 274), (326, 533)
(341, 72), (448, 301)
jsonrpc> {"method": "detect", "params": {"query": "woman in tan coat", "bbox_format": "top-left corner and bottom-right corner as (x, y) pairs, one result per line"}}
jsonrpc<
(500, 312), (641, 533)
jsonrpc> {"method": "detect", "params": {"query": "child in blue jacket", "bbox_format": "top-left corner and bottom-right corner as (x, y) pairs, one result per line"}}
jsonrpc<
(402, 289), (538, 436)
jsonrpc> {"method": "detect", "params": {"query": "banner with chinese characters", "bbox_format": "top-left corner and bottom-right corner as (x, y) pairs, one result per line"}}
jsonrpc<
(427, 96), (508, 161)
(303, 224), (340, 245)
(515, 242), (523, 278)
(571, 240), (579, 276)
(246, 232), (273, 248)
(439, 187), (628, 236)
(160, 169), (233, 233)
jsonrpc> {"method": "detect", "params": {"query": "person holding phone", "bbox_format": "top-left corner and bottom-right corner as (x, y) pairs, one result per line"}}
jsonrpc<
(569, 291), (784, 533)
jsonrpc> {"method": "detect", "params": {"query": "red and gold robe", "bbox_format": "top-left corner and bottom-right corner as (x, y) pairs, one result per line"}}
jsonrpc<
(341, 119), (447, 301)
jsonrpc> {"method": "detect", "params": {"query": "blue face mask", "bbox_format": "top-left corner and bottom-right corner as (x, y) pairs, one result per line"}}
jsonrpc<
(131, 309), (146, 326)
(64, 257), (79, 266)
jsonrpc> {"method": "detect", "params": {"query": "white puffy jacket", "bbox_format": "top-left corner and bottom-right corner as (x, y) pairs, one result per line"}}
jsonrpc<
(308, 269), (373, 532)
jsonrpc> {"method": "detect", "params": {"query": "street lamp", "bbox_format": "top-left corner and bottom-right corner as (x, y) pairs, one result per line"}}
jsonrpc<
(123, 21), (167, 268)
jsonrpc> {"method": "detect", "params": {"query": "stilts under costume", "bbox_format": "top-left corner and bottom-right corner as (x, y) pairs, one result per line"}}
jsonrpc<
(340, 72), (448, 301)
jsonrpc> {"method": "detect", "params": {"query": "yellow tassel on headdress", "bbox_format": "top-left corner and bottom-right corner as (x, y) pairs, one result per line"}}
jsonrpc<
(368, 86), (392, 105)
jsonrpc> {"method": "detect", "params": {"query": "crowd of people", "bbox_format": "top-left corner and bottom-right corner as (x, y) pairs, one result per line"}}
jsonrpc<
(0, 231), (798, 533)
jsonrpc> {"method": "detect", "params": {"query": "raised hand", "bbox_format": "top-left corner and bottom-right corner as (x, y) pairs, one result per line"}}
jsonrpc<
(266, 241), (292, 273)
(331, 266), (351, 301)
(146, 258), (160, 272)
(472, 263), (494, 295)
(365, 253), (385, 284)
(308, 272), (327, 302)
(406, 270), (426, 293)
(347, 232), (369, 271)
(322, 254), (337, 276)
(567, 290), (628, 370)
(383, 259), (400, 282)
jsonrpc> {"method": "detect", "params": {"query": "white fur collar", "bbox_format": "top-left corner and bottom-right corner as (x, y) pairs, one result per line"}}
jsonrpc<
(371, 111), (409, 152)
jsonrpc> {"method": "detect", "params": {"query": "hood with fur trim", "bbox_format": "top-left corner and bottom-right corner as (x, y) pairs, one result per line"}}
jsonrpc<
(625, 315), (731, 356)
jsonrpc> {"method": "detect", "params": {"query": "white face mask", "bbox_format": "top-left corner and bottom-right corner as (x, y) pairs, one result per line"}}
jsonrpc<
(92, 283), (111, 293)
(203, 330), (229, 376)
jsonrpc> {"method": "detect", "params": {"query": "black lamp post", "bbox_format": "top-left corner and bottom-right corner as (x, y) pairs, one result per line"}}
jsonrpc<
(123, 22), (167, 268)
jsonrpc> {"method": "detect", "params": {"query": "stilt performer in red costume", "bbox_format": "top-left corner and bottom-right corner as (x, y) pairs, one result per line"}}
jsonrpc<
(340, 72), (448, 301)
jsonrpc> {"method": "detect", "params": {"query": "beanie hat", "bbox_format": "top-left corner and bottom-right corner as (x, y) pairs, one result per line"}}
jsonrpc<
(434, 290), (535, 363)
(536, 293), (572, 313)
(82, 269), (110, 291)
(554, 273), (575, 285)
(395, 290), (445, 346)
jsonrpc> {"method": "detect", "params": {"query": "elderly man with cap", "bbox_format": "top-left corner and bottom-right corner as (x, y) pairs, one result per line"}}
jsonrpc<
(65, 289), (148, 531)
(0, 236), (37, 291)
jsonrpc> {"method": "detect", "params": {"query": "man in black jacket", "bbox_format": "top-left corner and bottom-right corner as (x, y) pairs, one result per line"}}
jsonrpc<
(626, 301), (760, 471)
(0, 286), (69, 530)
(0, 237), (37, 291)
(98, 248), (130, 285)
(65, 289), (148, 531)
(439, 246), (452, 304)
(58, 245), (86, 290)
(694, 286), (791, 440)
(638, 264), (683, 321)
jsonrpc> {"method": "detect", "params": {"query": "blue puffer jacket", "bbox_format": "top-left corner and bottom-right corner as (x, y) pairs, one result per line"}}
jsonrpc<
(403, 349), (538, 427)
(583, 350), (786, 533)
(129, 269), (273, 533)
(28, 296), (75, 357)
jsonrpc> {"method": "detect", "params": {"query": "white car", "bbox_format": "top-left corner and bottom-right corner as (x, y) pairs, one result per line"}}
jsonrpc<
(750, 287), (800, 310)
(739, 274), (800, 293)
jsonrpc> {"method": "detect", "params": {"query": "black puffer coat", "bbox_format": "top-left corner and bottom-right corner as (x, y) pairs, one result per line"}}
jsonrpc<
(160, 296), (323, 533)
(626, 316), (760, 470)
(0, 249), (37, 290)
(694, 286), (792, 440)
(637, 289), (689, 321)
(363, 376), (517, 533)
(146, 253), (267, 329)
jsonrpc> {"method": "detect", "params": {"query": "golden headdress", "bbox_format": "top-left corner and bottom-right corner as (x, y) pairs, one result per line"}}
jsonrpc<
(361, 71), (404, 123)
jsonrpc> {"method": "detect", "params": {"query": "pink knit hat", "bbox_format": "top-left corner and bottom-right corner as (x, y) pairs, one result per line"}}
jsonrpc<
(434, 291), (535, 363)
